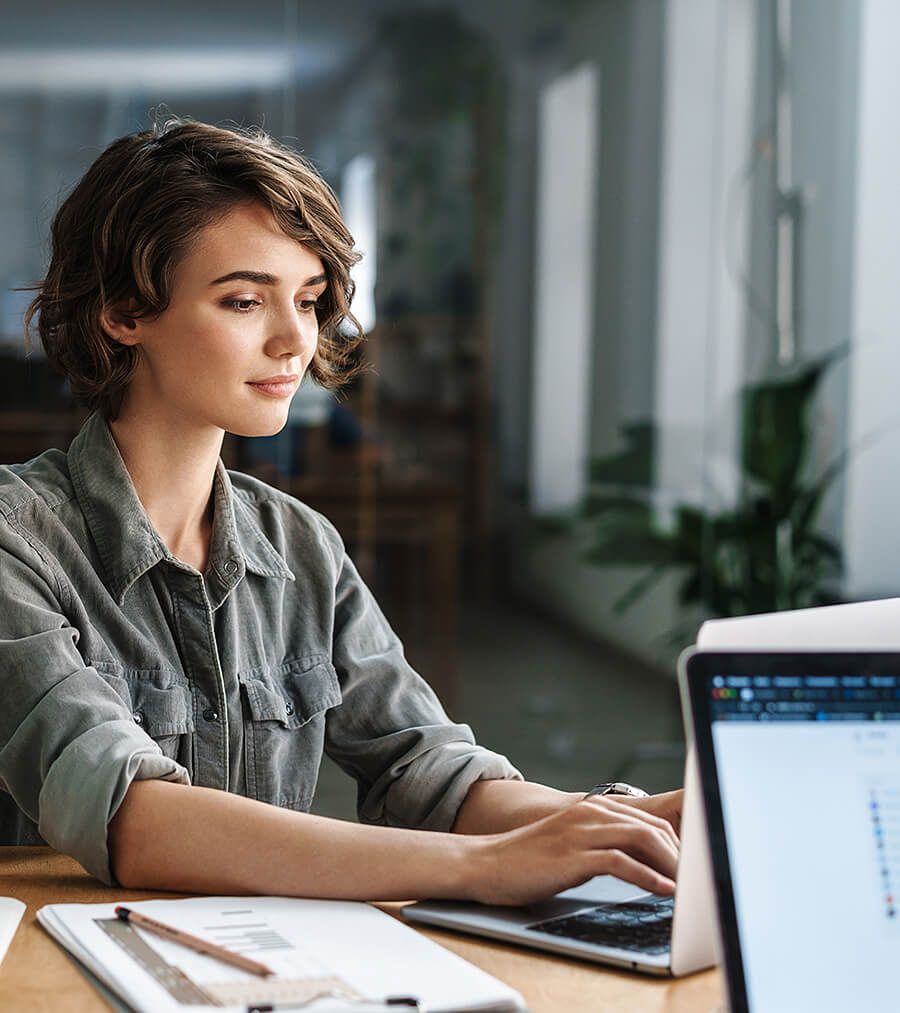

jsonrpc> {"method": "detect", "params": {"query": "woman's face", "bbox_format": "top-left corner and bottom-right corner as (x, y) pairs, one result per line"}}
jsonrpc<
(115, 201), (328, 438)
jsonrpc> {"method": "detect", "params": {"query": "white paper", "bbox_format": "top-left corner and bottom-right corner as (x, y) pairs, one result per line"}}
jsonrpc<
(0, 897), (25, 967)
(38, 896), (523, 1013)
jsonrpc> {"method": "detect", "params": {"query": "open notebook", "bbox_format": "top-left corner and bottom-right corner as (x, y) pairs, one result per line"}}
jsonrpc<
(38, 895), (524, 1013)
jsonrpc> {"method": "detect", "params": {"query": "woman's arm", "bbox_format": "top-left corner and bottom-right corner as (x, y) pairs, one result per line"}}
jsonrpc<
(453, 779), (684, 836)
(109, 780), (472, 899)
(452, 779), (585, 834)
(109, 777), (679, 905)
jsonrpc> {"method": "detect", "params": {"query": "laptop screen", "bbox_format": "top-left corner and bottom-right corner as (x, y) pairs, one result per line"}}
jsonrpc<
(688, 653), (900, 1013)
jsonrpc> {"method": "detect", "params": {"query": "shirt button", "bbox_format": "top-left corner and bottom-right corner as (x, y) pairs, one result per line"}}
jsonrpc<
(202, 707), (219, 722)
(223, 559), (238, 575)
(132, 710), (144, 726)
(285, 702), (295, 716)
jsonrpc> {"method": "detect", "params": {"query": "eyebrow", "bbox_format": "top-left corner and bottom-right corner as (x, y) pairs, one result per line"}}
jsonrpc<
(208, 270), (328, 287)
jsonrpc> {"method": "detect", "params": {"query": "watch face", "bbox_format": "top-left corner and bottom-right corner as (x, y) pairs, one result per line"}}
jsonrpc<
(606, 782), (649, 797)
(587, 782), (649, 798)
(616, 782), (650, 798)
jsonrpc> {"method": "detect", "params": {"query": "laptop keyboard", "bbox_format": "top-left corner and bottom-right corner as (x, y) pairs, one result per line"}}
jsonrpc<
(526, 897), (674, 955)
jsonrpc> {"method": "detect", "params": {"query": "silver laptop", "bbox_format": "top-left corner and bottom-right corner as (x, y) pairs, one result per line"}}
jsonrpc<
(402, 750), (719, 976)
(697, 596), (900, 651)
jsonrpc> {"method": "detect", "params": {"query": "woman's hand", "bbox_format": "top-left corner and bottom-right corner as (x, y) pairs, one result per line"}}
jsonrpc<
(617, 788), (683, 835)
(466, 792), (680, 907)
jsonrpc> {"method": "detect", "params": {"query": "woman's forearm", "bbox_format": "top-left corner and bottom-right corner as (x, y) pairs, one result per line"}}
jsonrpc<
(452, 779), (583, 835)
(109, 779), (479, 901)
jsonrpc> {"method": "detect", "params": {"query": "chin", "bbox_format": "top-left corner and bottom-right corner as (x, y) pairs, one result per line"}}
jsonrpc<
(224, 409), (291, 440)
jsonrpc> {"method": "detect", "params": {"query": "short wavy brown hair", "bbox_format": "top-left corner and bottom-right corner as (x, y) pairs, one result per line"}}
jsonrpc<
(25, 116), (364, 418)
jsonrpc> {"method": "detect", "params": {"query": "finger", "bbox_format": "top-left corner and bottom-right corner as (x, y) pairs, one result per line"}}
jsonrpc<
(602, 796), (680, 850)
(612, 822), (678, 880)
(583, 821), (679, 880)
(568, 798), (679, 871)
(592, 848), (676, 897)
(584, 796), (679, 852)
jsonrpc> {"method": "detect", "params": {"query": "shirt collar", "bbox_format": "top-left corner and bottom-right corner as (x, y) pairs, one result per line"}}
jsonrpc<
(68, 413), (293, 605)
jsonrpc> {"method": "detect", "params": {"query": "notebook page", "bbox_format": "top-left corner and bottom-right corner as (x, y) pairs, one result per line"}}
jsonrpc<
(38, 896), (524, 1013)
(0, 897), (25, 968)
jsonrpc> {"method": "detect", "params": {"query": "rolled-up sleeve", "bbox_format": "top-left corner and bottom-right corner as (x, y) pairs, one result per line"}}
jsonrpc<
(0, 519), (189, 884)
(321, 524), (522, 832)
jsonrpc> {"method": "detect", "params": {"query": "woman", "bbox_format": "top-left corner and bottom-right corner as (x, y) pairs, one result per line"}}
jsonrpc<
(2, 118), (681, 904)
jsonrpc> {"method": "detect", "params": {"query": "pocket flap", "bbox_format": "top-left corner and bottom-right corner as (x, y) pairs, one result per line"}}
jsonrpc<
(241, 656), (341, 728)
(130, 680), (194, 737)
(92, 663), (194, 737)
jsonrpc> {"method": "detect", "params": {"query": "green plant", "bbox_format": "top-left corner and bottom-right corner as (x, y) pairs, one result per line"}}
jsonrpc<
(552, 352), (845, 637)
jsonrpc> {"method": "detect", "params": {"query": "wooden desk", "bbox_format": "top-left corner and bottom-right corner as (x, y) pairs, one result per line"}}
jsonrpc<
(0, 848), (723, 1012)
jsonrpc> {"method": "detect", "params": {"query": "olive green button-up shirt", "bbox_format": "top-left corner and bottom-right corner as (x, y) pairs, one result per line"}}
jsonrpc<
(0, 413), (520, 884)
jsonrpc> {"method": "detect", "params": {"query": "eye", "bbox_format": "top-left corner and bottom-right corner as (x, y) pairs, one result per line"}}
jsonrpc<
(297, 299), (319, 314)
(223, 298), (260, 313)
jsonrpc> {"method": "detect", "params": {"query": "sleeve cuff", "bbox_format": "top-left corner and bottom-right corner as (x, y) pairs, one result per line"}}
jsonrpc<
(38, 719), (190, 885)
(359, 732), (523, 832)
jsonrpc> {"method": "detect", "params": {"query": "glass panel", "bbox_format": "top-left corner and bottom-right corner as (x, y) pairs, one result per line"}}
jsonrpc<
(8, 1), (895, 808)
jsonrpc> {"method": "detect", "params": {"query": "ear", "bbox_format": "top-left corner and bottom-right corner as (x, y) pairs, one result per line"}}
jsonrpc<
(99, 298), (144, 347)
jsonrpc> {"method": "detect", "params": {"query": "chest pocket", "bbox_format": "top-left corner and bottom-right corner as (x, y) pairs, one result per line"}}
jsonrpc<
(90, 663), (195, 767)
(239, 655), (342, 808)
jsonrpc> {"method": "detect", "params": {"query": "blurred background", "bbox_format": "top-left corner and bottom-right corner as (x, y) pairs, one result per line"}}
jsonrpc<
(2, 0), (899, 814)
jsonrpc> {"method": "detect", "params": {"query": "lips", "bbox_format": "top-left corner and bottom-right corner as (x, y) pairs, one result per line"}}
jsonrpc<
(250, 374), (299, 384)
(247, 375), (299, 398)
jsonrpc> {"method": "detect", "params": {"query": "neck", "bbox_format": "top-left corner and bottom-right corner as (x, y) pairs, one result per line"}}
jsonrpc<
(108, 403), (225, 572)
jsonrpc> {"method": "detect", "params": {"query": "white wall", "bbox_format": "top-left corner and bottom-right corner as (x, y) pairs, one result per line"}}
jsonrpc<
(341, 153), (377, 334)
(843, 0), (900, 598)
(653, 0), (755, 512)
(529, 62), (599, 515)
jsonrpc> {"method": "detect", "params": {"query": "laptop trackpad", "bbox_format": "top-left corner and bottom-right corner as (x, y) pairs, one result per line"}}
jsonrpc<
(514, 877), (654, 924)
(557, 875), (652, 904)
(404, 876), (654, 931)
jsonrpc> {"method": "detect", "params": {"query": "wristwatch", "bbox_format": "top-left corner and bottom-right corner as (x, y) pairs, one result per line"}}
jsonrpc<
(585, 781), (649, 799)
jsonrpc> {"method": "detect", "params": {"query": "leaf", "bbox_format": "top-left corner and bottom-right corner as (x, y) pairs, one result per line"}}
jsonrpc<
(789, 453), (847, 537)
(740, 349), (844, 509)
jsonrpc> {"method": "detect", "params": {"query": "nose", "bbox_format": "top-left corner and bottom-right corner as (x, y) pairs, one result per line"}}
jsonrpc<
(264, 301), (318, 363)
